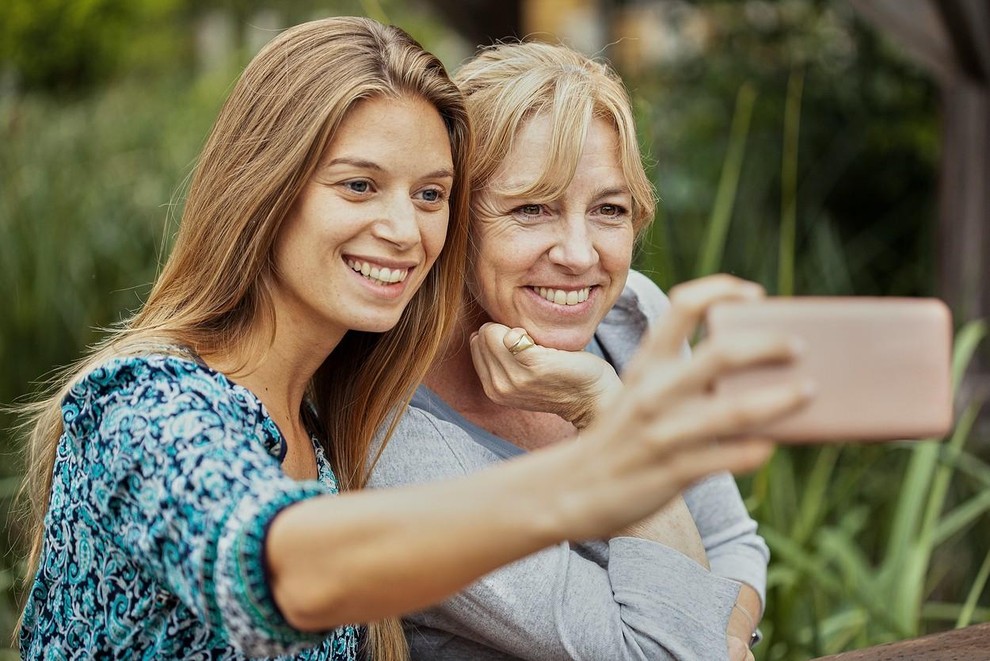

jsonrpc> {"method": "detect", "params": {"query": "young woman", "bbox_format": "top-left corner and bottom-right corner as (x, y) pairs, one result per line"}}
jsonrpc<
(18, 17), (807, 661)
(369, 42), (781, 660)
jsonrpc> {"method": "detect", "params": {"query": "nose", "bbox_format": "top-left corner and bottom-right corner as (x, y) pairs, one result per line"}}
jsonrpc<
(373, 194), (420, 250)
(547, 215), (599, 272)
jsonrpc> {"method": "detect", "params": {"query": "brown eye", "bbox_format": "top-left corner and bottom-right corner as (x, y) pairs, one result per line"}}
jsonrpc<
(599, 204), (623, 217)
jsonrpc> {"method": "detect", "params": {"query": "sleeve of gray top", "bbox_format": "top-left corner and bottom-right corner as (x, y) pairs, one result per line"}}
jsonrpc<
(369, 408), (740, 661)
(626, 269), (770, 607)
(683, 473), (770, 607)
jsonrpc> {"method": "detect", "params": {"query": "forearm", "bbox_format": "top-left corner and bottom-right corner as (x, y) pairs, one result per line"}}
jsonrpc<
(613, 496), (709, 569)
(409, 537), (740, 661)
(267, 442), (578, 630)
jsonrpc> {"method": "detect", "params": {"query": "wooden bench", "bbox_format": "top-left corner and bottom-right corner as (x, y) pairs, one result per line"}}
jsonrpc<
(811, 622), (990, 660)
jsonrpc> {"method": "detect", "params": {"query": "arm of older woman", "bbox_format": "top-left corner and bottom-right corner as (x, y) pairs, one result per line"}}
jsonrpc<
(464, 274), (770, 656)
(369, 412), (743, 660)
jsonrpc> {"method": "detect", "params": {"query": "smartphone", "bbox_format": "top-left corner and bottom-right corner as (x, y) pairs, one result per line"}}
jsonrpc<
(705, 297), (954, 443)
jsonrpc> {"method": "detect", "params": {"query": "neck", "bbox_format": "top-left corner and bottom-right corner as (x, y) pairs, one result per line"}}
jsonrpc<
(425, 302), (510, 417)
(204, 314), (342, 436)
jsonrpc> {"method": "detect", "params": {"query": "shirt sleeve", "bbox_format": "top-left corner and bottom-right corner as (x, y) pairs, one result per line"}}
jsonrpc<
(683, 473), (770, 607)
(369, 407), (740, 661)
(68, 356), (331, 656)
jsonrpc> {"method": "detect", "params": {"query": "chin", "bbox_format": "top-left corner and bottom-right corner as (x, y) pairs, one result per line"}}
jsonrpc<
(349, 314), (406, 335)
(530, 328), (596, 352)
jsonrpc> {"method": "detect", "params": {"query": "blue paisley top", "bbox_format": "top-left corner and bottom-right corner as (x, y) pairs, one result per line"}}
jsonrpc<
(19, 354), (361, 660)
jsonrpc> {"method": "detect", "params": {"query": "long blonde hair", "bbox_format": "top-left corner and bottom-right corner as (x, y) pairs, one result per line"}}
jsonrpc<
(18, 16), (470, 660)
(455, 41), (656, 235)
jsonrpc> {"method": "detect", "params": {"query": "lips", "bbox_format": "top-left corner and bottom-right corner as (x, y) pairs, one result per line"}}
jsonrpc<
(534, 286), (591, 306)
(346, 258), (410, 286)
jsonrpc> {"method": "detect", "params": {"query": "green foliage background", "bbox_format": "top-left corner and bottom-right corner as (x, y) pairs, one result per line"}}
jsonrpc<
(1, 0), (986, 659)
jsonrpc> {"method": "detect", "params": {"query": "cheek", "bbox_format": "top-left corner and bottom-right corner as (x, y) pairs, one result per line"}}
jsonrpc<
(599, 231), (635, 273)
(422, 216), (450, 264)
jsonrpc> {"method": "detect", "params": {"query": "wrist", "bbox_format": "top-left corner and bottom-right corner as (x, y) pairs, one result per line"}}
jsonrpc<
(731, 603), (761, 648)
(570, 372), (622, 429)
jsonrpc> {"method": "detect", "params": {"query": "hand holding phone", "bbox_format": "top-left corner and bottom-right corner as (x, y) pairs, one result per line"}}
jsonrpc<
(706, 297), (954, 443)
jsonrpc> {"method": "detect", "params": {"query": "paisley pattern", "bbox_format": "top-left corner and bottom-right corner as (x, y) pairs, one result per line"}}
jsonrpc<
(19, 354), (362, 659)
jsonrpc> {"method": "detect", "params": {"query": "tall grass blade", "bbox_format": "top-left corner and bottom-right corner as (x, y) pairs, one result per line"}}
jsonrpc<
(778, 68), (804, 296)
(957, 547), (990, 627)
(952, 320), (988, 391)
(792, 445), (840, 545)
(695, 82), (756, 277)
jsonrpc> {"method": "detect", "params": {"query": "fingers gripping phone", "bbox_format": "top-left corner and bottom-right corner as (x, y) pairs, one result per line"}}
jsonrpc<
(706, 297), (954, 443)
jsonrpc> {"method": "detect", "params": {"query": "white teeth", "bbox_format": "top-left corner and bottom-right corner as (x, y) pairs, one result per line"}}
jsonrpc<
(347, 259), (409, 285)
(536, 287), (591, 306)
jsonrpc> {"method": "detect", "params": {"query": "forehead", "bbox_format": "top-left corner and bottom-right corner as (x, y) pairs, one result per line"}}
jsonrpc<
(323, 95), (453, 170)
(491, 113), (625, 192)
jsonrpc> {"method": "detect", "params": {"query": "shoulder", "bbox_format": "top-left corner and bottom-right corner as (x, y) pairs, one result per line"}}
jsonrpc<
(370, 404), (502, 489)
(597, 271), (673, 370)
(615, 270), (672, 325)
(68, 353), (224, 402)
(62, 353), (253, 438)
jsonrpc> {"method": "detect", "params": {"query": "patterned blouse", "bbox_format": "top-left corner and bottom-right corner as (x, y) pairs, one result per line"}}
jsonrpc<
(19, 354), (362, 659)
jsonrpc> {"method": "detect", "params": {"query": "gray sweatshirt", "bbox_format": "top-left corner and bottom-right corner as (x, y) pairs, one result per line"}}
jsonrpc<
(369, 271), (769, 661)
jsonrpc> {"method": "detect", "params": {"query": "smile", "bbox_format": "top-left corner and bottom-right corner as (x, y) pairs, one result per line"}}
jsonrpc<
(534, 286), (591, 306)
(346, 259), (410, 286)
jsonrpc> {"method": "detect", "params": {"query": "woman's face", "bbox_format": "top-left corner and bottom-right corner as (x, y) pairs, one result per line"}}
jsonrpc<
(272, 95), (453, 346)
(471, 114), (635, 351)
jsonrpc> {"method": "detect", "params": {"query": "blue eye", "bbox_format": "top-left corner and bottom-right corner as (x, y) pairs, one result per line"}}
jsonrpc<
(517, 204), (543, 217)
(421, 188), (441, 202)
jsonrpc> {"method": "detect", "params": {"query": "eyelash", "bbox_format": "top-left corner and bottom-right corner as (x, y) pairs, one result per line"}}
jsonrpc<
(511, 203), (630, 220)
(340, 180), (447, 205)
(416, 187), (447, 205)
(514, 204), (546, 218)
(596, 204), (628, 218)
(342, 179), (374, 195)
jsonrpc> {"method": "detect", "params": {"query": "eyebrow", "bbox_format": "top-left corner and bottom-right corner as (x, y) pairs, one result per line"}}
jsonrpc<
(324, 157), (454, 180)
(592, 186), (632, 200)
(493, 183), (632, 200)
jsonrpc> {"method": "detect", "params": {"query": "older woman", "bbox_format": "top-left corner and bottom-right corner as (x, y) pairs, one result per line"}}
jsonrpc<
(370, 42), (771, 660)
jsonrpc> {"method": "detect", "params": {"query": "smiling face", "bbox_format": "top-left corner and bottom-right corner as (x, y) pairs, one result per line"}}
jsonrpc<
(470, 114), (635, 351)
(272, 94), (453, 346)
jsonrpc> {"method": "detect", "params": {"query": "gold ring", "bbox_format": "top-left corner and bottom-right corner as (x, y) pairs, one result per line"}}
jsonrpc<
(508, 333), (536, 355)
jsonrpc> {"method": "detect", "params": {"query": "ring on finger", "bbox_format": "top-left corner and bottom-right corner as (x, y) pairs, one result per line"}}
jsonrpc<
(508, 333), (536, 355)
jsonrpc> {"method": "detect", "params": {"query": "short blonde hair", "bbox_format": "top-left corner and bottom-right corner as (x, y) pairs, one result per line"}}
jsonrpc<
(455, 41), (656, 234)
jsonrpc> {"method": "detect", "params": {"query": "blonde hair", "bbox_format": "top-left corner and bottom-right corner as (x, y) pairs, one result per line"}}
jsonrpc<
(455, 41), (656, 235)
(18, 16), (471, 661)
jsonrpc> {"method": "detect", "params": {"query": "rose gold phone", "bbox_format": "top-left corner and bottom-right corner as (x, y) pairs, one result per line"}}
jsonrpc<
(706, 297), (954, 442)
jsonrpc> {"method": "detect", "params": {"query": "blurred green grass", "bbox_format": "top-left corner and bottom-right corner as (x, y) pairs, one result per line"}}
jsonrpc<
(0, 71), (228, 645)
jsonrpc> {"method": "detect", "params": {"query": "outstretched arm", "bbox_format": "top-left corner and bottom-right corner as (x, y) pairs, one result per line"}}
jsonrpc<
(269, 275), (808, 634)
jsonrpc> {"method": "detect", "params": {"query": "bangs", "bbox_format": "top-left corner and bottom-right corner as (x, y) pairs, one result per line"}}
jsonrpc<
(488, 77), (597, 203)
